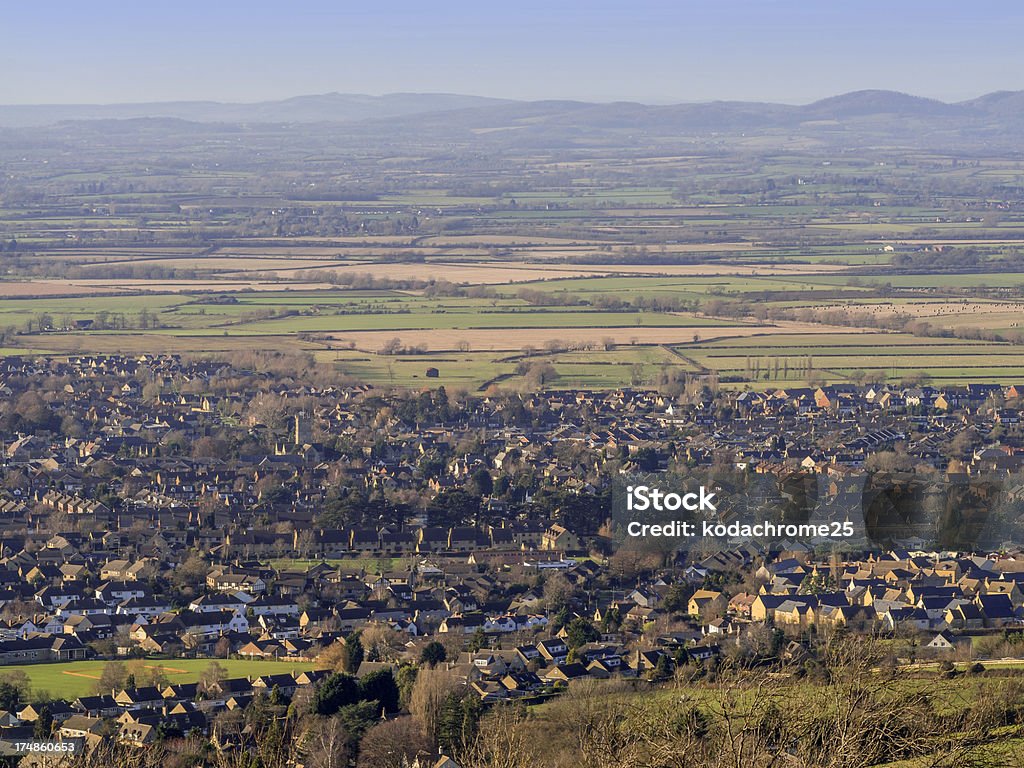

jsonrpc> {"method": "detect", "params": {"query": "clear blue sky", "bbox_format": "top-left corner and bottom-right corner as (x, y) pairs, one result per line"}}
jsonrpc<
(5, 0), (1023, 105)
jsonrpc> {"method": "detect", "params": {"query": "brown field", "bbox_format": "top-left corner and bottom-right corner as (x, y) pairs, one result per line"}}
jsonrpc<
(501, 245), (777, 261)
(327, 321), (869, 353)
(77, 257), (354, 272)
(0, 282), (126, 297)
(29, 246), (203, 262)
(220, 262), (607, 283)
(804, 300), (1024, 316)
(225, 260), (847, 283)
(416, 235), (608, 246)
(0, 260), (850, 300)
(25, 333), (322, 355)
(871, 239), (1024, 246)
(83, 279), (341, 292)
(228, 236), (423, 247)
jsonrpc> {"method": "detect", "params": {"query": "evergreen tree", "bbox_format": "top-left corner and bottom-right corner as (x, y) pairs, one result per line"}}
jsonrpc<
(310, 673), (361, 716)
(33, 706), (53, 739)
(360, 668), (400, 713)
(650, 653), (673, 682)
(345, 631), (365, 672)
(419, 641), (447, 667)
(437, 693), (483, 754)
(564, 617), (600, 650)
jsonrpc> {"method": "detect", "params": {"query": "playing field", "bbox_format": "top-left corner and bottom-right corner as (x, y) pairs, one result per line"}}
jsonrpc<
(0, 658), (319, 700)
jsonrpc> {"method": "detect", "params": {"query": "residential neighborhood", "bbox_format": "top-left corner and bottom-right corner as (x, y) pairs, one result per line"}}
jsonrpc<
(4, 354), (1024, 764)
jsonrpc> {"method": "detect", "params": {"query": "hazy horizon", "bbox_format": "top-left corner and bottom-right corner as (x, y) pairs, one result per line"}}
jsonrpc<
(6, 0), (1023, 106)
(0, 87), (1018, 109)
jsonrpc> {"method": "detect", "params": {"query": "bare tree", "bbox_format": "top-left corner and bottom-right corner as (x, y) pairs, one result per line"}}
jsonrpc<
(357, 716), (433, 768)
(409, 666), (460, 744)
(299, 716), (350, 768)
(459, 703), (540, 768)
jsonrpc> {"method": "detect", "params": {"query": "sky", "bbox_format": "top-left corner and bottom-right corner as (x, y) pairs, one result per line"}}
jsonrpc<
(5, 1), (1023, 105)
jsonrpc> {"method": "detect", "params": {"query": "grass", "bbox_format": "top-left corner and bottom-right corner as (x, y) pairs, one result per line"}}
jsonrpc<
(0, 658), (319, 700)
(680, 332), (1024, 385)
(324, 350), (515, 390)
(5, 251), (1024, 389)
(219, 309), (739, 335)
(792, 273), (1024, 289)
(0, 347), (42, 356)
(499, 274), (869, 298)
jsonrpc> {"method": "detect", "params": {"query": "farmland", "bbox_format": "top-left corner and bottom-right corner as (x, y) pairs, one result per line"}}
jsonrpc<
(6, 266), (1024, 389)
(3, 113), (1024, 389)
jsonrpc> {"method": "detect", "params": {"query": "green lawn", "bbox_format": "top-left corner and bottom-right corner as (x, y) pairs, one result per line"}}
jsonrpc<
(0, 658), (319, 700)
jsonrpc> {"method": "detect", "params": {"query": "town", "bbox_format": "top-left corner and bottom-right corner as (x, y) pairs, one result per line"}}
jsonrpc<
(3, 352), (1024, 765)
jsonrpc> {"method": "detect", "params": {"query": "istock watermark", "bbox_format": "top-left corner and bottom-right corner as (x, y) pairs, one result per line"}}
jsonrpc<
(625, 484), (718, 513)
(610, 470), (1018, 551)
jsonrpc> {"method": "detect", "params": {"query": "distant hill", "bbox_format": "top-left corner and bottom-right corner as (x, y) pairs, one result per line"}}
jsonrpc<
(803, 89), (965, 119)
(0, 92), (513, 127)
(345, 89), (1024, 146)
(958, 90), (1024, 116)
(5, 89), (1024, 149)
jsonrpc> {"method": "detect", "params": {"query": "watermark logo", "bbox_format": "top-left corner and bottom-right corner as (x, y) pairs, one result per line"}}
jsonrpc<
(625, 484), (717, 513)
(611, 470), (1015, 551)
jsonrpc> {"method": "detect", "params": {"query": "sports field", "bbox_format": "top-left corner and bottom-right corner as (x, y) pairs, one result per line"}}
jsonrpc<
(0, 658), (319, 700)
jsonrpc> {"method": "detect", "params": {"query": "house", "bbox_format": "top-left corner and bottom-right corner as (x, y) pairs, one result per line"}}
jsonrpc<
(470, 680), (508, 702)
(586, 655), (625, 678)
(295, 670), (331, 687)
(18, 701), (76, 724)
(73, 695), (120, 718)
(114, 687), (165, 711)
(688, 590), (727, 618)
(728, 592), (756, 619)
(118, 722), (157, 746)
(541, 524), (580, 551)
(774, 599), (816, 628)
(162, 683), (200, 703)
(438, 613), (486, 635)
(977, 593), (1017, 627)
(500, 670), (542, 693)
(944, 603), (984, 630)
(542, 662), (589, 683)
(537, 638), (569, 665)
(203, 678), (254, 705)
(926, 630), (971, 653)
(687, 644), (721, 663)
(59, 714), (105, 739)
(750, 594), (791, 622)
(514, 644), (541, 667)
(251, 674), (299, 698)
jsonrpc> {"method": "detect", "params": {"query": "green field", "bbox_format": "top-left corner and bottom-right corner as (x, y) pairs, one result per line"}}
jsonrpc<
(5, 140), (1024, 393)
(682, 332), (1024, 385)
(216, 308), (736, 335)
(0, 658), (319, 700)
(324, 350), (517, 389)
